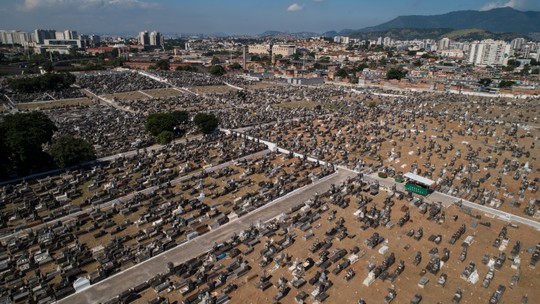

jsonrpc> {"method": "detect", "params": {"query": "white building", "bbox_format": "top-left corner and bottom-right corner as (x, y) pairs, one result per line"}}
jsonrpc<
(139, 31), (149, 46)
(272, 45), (296, 58)
(149, 31), (163, 47)
(468, 40), (511, 66)
(438, 38), (451, 51)
(0, 30), (32, 45)
(510, 38), (526, 51)
(333, 36), (350, 44)
(248, 44), (271, 55)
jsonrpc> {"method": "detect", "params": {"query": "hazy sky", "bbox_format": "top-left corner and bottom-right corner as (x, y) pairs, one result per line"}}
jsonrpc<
(1, 0), (539, 35)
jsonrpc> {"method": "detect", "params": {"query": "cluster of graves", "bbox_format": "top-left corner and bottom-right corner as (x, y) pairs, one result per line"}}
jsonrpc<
(0, 150), (334, 303)
(0, 133), (268, 234)
(42, 103), (151, 157)
(85, 174), (538, 304)
(245, 92), (539, 219)
(76, 72), (168, 95)
(0, 71), (538, 304)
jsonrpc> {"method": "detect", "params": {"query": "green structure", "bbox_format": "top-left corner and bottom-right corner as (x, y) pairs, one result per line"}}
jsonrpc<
(405, 182), (429, 196)
(404, 172), (434, 196)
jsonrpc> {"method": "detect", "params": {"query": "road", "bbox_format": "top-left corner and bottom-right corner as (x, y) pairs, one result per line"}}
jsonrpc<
(59, 168), (356, 304)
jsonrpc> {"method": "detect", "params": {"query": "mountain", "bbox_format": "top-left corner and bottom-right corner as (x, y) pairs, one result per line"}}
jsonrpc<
(345, 28), (527, 41)
(361, 7), (540, 35)
(258, 31), (320, 38)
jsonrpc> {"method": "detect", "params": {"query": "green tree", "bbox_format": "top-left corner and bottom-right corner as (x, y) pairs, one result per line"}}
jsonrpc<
(209, 65), (225, 76)
(176, 65), (197, 72)
(229, 62), (242, 70)
(171, 110), (189, 125)
(1, 112), (57, 170)
(49, 135), (96, 168)
(193, 113), (219, 134)
(111, 48), (119, 58)
(145, 113), (176, 137)
(211, 57), (220, 65)
(313, 62), (325, 70)
(42, 61), (53, 73)
(7, 73), (75, 93)
(155, 59), (170, 71)
(335, 68), (348, 78)
(498, 80), (515, 89)
(156, 131), (174, 145)
(478, 78), (492, 87)
(386, 68), (407, 80)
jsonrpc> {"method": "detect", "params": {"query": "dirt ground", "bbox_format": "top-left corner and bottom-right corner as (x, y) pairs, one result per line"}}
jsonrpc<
(16, 98), (94, 110)
(142, 88), (186, 98)
(138, 185), (540, 304)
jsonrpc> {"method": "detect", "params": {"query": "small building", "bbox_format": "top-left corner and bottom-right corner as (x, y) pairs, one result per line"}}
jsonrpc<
(287, 77), (324, 86)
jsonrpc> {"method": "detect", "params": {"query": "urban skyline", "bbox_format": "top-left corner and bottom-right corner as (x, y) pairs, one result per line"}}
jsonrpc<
(1, 0), (540, 35)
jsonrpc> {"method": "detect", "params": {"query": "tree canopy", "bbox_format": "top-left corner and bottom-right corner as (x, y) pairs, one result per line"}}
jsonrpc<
(144, 113), (177, 137)
(335, 69), (349, 79)
(0, 112), (57, 175)
(386, 68), (407, 80)
(478, 78), (492, 87)
(498, 80), (515, 89)
(156, 131), (174, 145)
(193, 113), (219, 134)
(49, 135), (96, 168)
(171, 110), (189, 125)
(209, 65), (225, 76)
(155, 59), (170, 71)
(175, 65), (197, 72)
(6, 73), (75, 93)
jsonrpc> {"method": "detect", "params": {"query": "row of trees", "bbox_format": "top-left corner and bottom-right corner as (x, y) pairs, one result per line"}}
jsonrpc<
(6, 73), (76, 93)
(144, 111), (219, 145)
(0, 112), (96, 179)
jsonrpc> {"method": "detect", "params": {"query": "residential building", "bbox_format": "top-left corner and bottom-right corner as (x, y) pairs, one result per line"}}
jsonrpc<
(0, 30), (32, 45)
(468, 40), (511, 66)
(149, 31), (163, 47)
(438, 38), (451, 51)
(139, 31), (150, 46)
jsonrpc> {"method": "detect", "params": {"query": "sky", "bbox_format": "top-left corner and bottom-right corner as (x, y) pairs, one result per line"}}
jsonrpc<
(1, 0), (540, 36)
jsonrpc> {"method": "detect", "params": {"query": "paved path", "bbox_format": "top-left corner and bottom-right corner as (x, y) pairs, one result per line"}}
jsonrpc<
(81, 89), (135, 113)
(59, 168), (356, 304)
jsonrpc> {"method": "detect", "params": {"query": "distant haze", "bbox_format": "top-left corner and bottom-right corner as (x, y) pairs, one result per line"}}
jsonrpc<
(0, 0), (539, 35)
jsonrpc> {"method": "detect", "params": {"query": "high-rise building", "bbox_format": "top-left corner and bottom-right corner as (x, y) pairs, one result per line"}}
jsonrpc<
(438, 37), (451, 51)
(64, 30), (78, 40)
(55, 31), (66, 40)
(34, 29), (56, 44)
(0, 30), (32, 45)
(149, 31), (163, 47)
(510, 38), (526, 51)
(468, 40), (511, 66)
(139, 31), (150, 46)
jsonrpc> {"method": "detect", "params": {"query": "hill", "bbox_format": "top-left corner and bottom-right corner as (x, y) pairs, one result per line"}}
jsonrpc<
(361, 7), (540, 35)
(346, 28), (527, 41)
